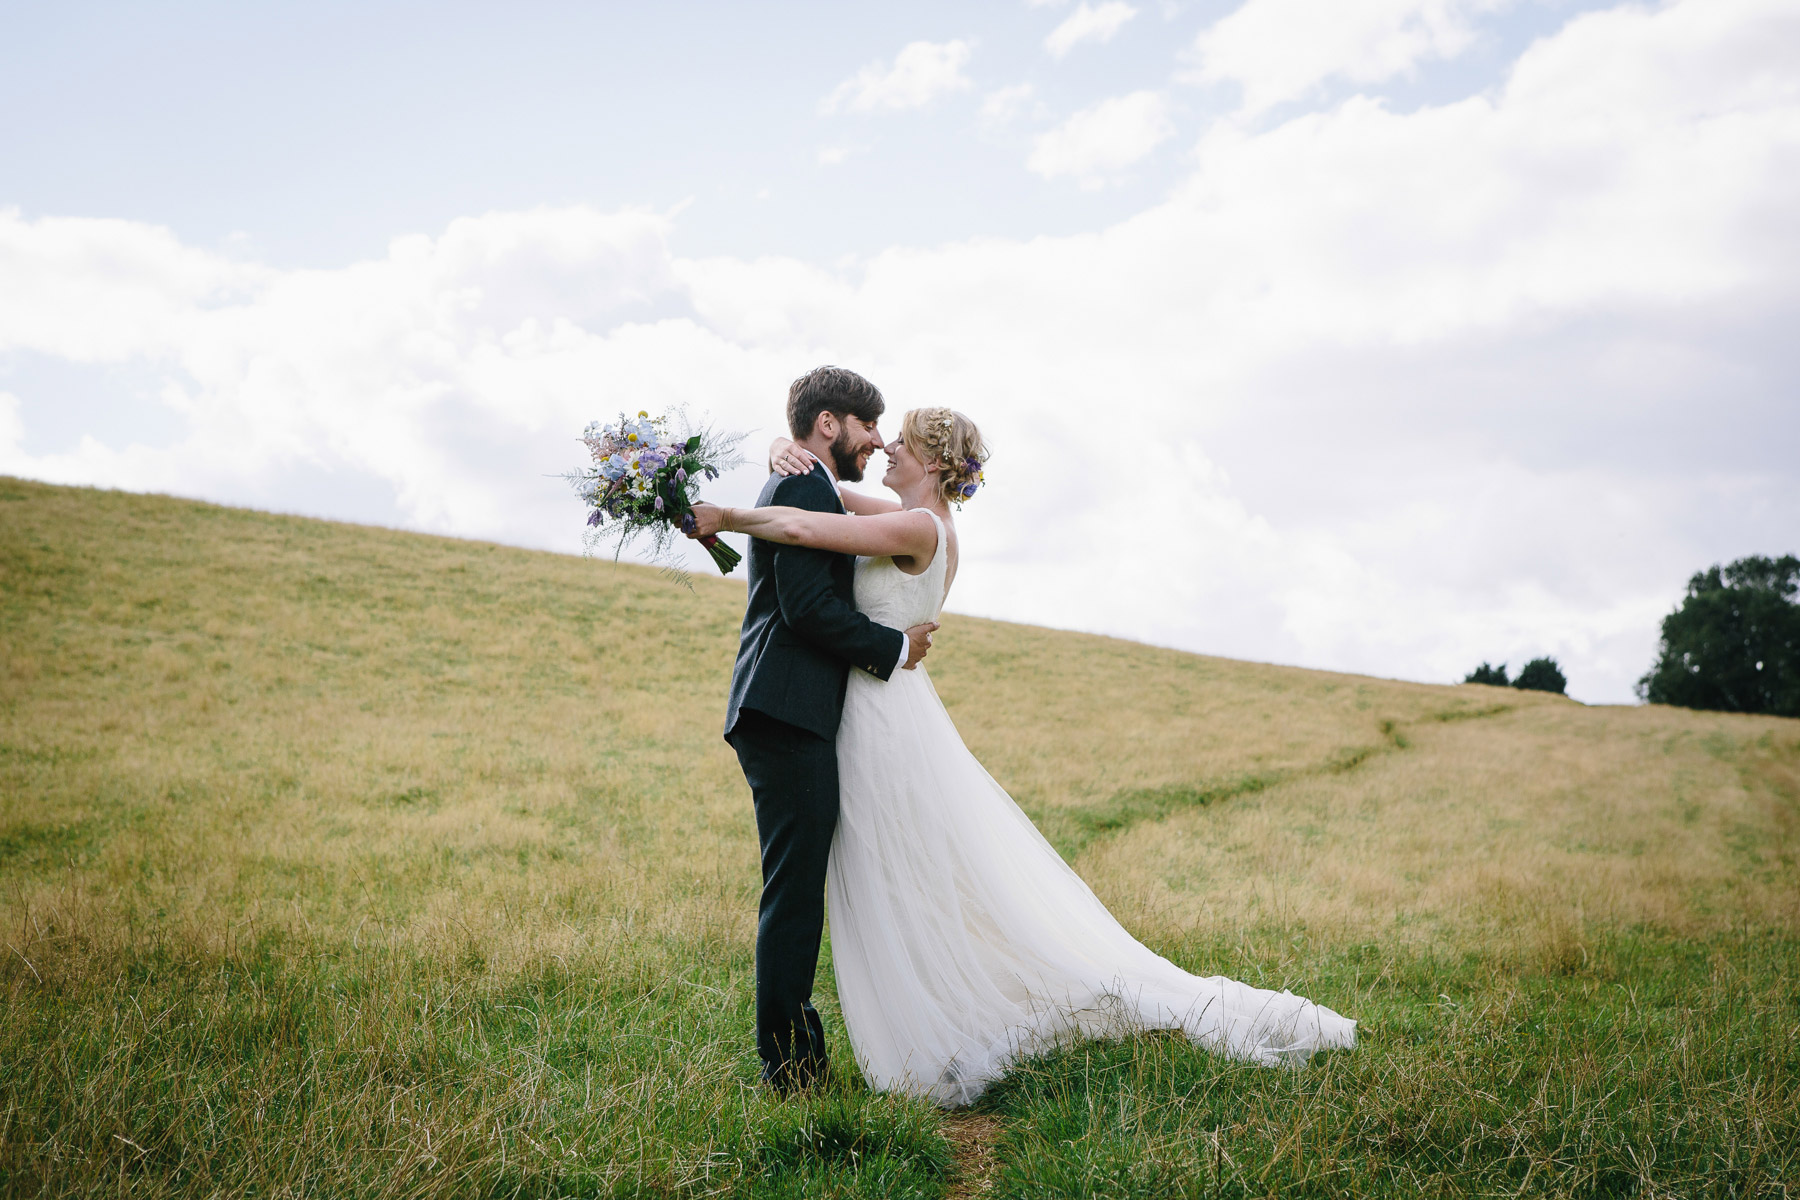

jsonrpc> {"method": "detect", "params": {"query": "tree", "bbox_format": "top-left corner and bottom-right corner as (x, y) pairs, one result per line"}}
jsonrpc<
(1464, 658), (1567, 694)
(1513, 657), (1566, 695)
(1638, 555), (1800, 717)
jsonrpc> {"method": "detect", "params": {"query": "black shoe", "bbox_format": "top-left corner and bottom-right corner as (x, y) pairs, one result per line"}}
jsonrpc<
(763, 1056), (831, 1098)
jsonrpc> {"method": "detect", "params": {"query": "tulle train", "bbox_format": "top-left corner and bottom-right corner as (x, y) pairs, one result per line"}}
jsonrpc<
(827, 665), (1356, 1107)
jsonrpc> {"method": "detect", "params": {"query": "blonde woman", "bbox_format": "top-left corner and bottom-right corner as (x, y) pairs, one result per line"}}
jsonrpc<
(689, 400), (1355, 1106)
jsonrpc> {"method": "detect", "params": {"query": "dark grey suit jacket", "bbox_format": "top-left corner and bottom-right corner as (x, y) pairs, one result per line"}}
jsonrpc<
(725, 464), (906, 741)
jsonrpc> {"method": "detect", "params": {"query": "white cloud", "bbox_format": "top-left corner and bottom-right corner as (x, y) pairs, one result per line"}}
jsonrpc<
(820, 40), (974, 114)
(0, 205), (731, 534)
(816, 145), (861, 166)
(2, 0), (1797, 705)
(1187, 0), (1502, 116)
(1027, 90), (1174, 182)
(0, 209), (269, 362)
(0, 392), (22, 453)
(1045, 2), (1139, 59)
(980, 83), (1039, 129)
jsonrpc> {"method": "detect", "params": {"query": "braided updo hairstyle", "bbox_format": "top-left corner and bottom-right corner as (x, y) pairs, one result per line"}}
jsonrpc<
(900, 407), (989, 507)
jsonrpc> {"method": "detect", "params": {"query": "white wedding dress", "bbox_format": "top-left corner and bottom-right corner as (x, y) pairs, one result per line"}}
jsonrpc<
(826, 511), (1357, 1106)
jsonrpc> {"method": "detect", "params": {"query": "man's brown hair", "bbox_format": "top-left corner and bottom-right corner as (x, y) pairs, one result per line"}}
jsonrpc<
(786, 366), (885, 440)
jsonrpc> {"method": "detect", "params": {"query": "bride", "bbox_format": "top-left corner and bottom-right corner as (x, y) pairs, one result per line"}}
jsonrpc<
(691, 407), (1355, 1106)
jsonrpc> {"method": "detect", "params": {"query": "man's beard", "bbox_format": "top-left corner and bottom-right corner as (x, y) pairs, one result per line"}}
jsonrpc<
(829, 428), (868, 482)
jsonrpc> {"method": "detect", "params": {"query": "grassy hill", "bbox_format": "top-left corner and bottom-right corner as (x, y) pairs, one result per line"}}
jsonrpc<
(2, 475), (1795, 1198)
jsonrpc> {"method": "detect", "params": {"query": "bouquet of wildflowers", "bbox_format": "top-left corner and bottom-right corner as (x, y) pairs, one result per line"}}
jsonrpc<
(570, 409), (746, 577)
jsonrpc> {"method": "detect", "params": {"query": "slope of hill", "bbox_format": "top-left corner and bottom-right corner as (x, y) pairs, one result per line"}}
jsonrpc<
(2, 476), (1795, 1198)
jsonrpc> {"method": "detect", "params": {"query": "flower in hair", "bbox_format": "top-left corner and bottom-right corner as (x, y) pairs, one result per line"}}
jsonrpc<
(953, 457), (985, 505)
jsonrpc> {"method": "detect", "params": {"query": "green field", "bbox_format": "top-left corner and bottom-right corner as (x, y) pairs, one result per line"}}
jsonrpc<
(2, 475), (1796, 1198)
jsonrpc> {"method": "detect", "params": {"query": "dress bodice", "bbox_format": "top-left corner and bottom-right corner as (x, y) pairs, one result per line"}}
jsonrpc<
(852, 509), (948, 631)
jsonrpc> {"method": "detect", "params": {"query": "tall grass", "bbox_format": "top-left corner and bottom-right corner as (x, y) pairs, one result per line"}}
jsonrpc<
(3, 476), (1796, 1197)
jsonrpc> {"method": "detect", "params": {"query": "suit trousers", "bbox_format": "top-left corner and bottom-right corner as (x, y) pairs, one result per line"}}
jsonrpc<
(727, 706), (839, 1092)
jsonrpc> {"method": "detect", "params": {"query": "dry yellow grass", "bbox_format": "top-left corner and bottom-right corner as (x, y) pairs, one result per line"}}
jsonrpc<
(7, 474), (1707, 971)
(3, 477), (751, 970)
(2, 475), (1796, 1198)
(933, 618), (1516, 813)
(1086, 700), (1799, 966)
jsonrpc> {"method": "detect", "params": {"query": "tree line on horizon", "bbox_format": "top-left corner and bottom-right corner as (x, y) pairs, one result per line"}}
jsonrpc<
(1464, 657), (1567, 695)
(1463, 555), (1799, 717)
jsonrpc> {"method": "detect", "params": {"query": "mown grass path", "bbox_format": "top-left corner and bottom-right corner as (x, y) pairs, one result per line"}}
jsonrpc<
(1029, 704), (1521, 859)
(3, 477), (1797, 1197)
(941, 1113), (1002, 1199)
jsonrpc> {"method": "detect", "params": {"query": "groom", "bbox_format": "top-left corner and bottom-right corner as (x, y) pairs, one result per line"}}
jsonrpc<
(721, 366), (938, 1095)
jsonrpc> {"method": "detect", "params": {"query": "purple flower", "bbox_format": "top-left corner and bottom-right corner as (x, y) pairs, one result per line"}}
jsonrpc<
(675, 466), (687, 484)
(654, 495), (665, 512)
(960, 482), (978, 498)
(587, 509), (604, 527)
(680, 512), (697, 534)
(704, 467), (718, 481)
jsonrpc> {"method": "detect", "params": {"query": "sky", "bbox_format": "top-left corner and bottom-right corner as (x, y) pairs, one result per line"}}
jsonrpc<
(3, 0), (1797, 704)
